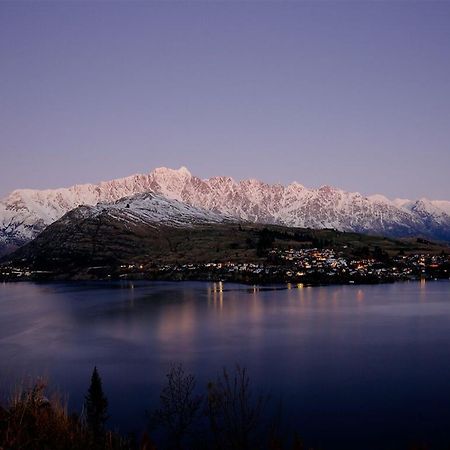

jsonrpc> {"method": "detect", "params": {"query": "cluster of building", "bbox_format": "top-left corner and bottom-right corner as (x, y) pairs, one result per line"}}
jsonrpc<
(1, 248), (449, 284)
(142, 248), (450, 284)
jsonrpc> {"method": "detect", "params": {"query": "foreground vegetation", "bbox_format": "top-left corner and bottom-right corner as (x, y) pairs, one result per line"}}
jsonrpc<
(0, 365), (445, 450)
(0, 365), (309, 450)
(0, 371), (129, 450)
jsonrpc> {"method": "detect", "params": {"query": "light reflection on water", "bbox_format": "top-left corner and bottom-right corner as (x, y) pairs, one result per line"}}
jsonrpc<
(0, 280), (450, 449)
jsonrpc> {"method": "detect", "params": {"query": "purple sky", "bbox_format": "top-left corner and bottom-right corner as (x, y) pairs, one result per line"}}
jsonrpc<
(1, 1), (449, 200)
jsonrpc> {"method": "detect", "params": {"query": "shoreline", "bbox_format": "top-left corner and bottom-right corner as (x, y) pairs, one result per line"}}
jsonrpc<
(2, 273), (449, 289)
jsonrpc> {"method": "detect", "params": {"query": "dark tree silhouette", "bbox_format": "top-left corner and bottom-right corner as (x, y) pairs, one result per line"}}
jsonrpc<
(206, 366), (266, 450)
(256, 228), (275, 256)
(151, 364), (202, 450)
(85, 366), (109, 439)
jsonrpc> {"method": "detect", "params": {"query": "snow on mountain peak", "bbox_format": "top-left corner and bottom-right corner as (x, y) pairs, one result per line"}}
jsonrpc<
(153, 166), (191, 178)
(78, 191), (228, 228)
(368, 194), (392, 205)
(1, 166), (450, 256)
(430, 200), (450, 216)
(177, 166), (192, 176)
(288, 181), (305, 190)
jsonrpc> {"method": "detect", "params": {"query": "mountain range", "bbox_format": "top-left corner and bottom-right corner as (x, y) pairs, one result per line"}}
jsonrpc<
(1, 166), (449, 256)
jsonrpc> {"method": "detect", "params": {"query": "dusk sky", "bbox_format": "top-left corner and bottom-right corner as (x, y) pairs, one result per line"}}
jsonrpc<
(1, 1), (449, 200)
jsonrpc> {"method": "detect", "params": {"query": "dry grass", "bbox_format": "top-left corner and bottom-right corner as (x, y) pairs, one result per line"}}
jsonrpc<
(0, 379), (130, 450)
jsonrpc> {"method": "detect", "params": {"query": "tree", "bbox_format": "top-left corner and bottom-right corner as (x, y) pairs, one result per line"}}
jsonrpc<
(206, 366), (265, 450)
(151, 364), (202, 450)
(257, 228), (275, 257)
(85, 366), (109, 439)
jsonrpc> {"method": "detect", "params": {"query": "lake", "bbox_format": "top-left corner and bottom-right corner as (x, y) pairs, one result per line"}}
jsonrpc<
(0, 280), (449, 449)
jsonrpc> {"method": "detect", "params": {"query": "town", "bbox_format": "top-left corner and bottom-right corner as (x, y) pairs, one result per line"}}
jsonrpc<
(2, 247), (449, 285)
(143, 248), (450, 284)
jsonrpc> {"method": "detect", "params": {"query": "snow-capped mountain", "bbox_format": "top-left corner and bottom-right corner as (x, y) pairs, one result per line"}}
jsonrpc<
(64, 192), (229, 228)
(1, 166), (449, 255)
(2, 192), (236, 272)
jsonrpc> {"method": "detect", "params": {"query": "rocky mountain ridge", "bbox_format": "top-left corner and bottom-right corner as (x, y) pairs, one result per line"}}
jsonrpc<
(1, 166), (449, 255)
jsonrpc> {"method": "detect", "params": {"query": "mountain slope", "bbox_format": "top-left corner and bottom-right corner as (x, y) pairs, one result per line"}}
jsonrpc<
(3, 198), (448, 282)
(0, 192), (234, 272)
(72, 192), (230, 228)
(1, 166), (450, 256)
(0, 197), (255, 277)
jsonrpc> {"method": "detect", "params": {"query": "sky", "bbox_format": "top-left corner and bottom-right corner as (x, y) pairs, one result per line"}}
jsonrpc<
(1, 1), (449, 200)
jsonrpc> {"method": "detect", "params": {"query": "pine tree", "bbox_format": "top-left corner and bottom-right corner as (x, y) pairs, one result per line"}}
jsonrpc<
(85, 366), (109, 439)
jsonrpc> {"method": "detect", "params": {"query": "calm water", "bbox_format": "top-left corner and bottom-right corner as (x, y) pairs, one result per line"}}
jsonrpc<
(0, 280), (450, 449)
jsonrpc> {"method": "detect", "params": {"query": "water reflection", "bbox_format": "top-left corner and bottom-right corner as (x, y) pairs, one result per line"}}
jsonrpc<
(207, 282), (224, 310)
(0, 281), (449, 449)
(356, 289), (364, 302)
